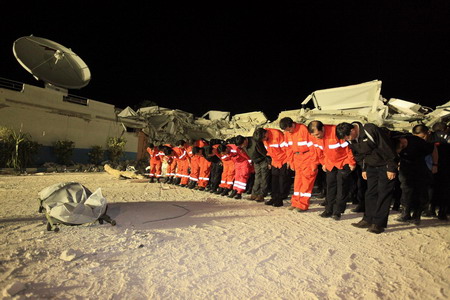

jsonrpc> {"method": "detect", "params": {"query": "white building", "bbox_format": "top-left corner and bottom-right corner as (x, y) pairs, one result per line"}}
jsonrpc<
(0, 78), (146, 164)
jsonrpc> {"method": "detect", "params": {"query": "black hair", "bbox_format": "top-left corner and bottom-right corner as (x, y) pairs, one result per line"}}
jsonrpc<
(253, 128), (267, 142)
(162, 146), (173, 156)
(192, 146), (202, 155)
(209, 138), (224, 146)
(176, 140), (186, 147)
(217, 144), (228, 153)
(148, 143), (155, 148)
(307, 120), (324, 133)
(412, 124), (429, 135)
(234, 135), (246, 146)
(336, 122), (354, 139)
(279, 117), (294, 130)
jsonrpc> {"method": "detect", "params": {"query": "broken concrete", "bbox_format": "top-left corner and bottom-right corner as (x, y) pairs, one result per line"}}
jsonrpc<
(116, 80), (450, 144)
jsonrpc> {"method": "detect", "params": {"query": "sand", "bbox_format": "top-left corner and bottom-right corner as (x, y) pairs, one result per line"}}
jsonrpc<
(0, 172), (449, 299)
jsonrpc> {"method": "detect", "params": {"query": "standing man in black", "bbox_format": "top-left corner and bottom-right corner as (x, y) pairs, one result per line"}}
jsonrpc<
(394, 134), (435, 225)
(236, 135), (270, 202)
(336, 122), (398, 234)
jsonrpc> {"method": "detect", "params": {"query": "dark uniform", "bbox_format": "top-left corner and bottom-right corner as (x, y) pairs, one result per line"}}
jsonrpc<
(428, 132), (450, 220)
(244, 137), (270, 199)
(397, 134), (434, 224)
(346, 122), (398, 230)
(203, 144), (223, 193)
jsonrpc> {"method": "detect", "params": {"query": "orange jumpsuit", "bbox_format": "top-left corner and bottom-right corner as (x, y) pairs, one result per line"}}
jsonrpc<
(163, 144), (177, 179)
(198, 156), (212, 188)
(216, 145), (235, 190)
(284, 123), (319, 210)
(229, 144), (254, 194)
(263, 128), (289, 168)
(312, 125), (356, 214)
(146, 146), (162, 179)
(312, 125), (355, 171)
(189, 154), (202, 183)
(173, 146), (190, 185)
(187, 139), (209, 184)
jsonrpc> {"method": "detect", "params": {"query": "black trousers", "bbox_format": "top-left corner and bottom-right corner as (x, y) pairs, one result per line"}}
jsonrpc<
(324, 166), (352, 214)
(352, 165), (367, 209)
(252, 160), (270, 196)
(398, 164), (430, 214)
(363, 165), (395, 228)
(432, 171), (450, 218)
(208, 162), (223, 190)
(270, 163), (291, 204)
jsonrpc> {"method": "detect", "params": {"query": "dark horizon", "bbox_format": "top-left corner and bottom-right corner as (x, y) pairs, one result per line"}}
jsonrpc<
(2, 2), (450, 120)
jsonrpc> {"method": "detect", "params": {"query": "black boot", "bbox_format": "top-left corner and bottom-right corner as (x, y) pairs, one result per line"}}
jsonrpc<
(188, 181), (197, 189)
(166, 177), (173, 184)
(320, 211), (333, 218)
(220, 188), (230, 196)
(265, 199), (275, 206)
(411, 210), (421, 225)
(437, 205), (449, 220)
(396, 207), (411, 222)
(351, 205), (365, 213)
(422, 204), (437, 217)
(149, 177), (155, 183)
(272, 200), (283, 207)
(173, 177), (181, 185)
(227, 189), (237, 198)
(214, 187), (224, 194)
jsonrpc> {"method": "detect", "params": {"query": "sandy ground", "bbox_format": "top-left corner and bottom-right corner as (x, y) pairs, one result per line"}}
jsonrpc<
(0, 172), (449, 300)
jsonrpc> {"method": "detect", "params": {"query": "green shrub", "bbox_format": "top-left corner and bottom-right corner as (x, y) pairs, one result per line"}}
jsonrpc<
(88, 145), (105, 165)
(53, 140), (75, 165)
(106, 137), (126, 163)
(0, 127), (41, 170)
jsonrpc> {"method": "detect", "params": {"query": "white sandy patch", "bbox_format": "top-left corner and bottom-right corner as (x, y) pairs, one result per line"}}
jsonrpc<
(0, 172), (449, 299)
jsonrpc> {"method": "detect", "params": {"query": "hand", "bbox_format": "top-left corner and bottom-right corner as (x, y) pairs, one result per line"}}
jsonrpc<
(362, 171), (367, 180)
(387, 171), (396, 180)
(349, 164), (356, 171)
(322, 165), (327, 172)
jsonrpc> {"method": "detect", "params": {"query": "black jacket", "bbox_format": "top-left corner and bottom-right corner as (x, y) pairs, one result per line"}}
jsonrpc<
(244, 138), (269, 164)
(398, 135), (433, 170)
(348, 122), (398, 172)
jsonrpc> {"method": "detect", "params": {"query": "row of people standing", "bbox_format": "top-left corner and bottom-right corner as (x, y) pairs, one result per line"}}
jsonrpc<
(146, 117), (449, 234)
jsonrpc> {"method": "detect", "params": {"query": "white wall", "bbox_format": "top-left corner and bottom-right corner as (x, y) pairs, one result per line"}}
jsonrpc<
(0, 83), (139, 163)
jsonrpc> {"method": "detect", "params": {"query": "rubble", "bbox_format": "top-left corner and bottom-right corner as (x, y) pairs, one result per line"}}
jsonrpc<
(271, 80), (450, 132)
(118, 106), (270, 144)
(60, 249), (83, 262)
(2, 281), (26, 297)
(104, 164), (145, 179)
(117, 80), (450, 144)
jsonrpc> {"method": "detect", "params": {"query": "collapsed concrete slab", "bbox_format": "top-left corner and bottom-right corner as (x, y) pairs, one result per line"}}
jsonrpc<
(119, 106), (270, 145)
(271, 80), (450, 132)
(117, 80), (450, 146)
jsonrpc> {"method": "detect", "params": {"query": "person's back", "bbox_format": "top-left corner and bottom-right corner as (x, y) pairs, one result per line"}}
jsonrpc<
(336, 121), (397, 234)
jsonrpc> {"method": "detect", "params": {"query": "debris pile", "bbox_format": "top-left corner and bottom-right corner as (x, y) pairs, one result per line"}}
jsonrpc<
(271, 80), (450, 132)
(118, 106), (270, 144)
(117, 80), (450, 143)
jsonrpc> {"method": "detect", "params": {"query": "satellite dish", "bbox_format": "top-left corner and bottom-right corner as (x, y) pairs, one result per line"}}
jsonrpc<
(13, 35), (91, 89)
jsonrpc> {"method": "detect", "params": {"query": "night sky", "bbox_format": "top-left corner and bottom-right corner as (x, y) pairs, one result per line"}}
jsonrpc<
(2, 1), (450, 120)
